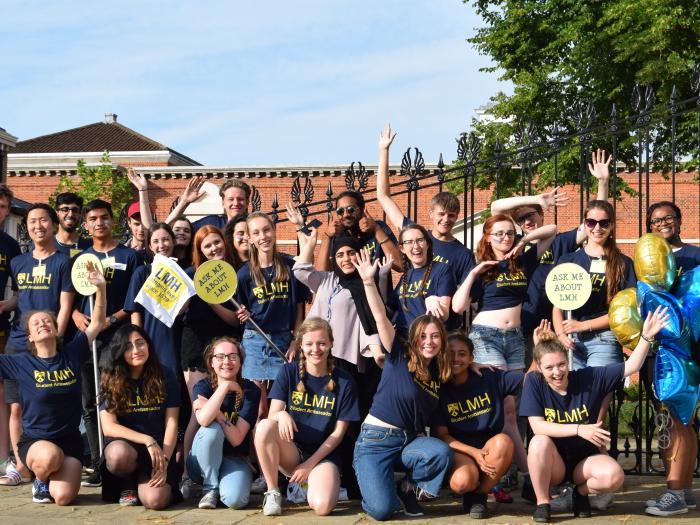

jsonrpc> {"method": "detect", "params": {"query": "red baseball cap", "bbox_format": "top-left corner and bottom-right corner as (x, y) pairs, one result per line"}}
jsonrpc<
(127, 202), (141, 218)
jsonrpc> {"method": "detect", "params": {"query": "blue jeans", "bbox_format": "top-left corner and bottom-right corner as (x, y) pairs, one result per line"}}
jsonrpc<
(353, 424), (452, 521)
(571, 328), (622, 370)
(186, 423), (253, 509)
(470, 324), (526, 370)
(241, 329), (290, 381)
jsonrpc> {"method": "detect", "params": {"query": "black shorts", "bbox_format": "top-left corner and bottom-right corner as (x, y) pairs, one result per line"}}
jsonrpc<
(18, 431), (84, 472)
(3, 341), (26, 405)
(100, 438), (181, 504)
(555, 441), (599, 482)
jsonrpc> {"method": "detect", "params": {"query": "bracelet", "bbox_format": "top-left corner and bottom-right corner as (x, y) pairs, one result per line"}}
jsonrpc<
(146, 441), (157, 448)
(641, 333), (654, 344)
(576, 424), (580, 436)
(378, 237), (390, 245)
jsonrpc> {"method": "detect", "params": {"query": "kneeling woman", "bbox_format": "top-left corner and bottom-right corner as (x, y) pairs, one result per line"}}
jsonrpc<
(0, 264), (105, 505)
(432, 332), (521, 519)
(99, 325), (181, 509)
(520, 310), (668, 523)
(255, 317), (360, 516)
(186, 337), (260, 509)
(353, 250), (453, 521)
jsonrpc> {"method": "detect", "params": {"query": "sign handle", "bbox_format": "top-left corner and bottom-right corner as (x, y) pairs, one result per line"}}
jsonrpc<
(89, 295), (105, 453)
(566, 310), (574, 370)
(228, 299), (288, 361)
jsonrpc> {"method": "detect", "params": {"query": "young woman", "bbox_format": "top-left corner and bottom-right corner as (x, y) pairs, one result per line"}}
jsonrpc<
(224, 213), (250, 270)
(99, 325), (181, 509)
(0, 262), (105, 504)
(254, 317), (360, 516)
(553, 200), (637, 369)
(394, 224), (458, 330)
(235, 212), (307, 386)
(452, 213), (556, 487)
(170, 215), (194, 269)
(187, 337), (260, 509)
(352, 249), (452, 520)
(432, 332), (521, 519)
(644, 201), (700, 516)
(124, 223), (184, 373)
(520, 310), (669, 523)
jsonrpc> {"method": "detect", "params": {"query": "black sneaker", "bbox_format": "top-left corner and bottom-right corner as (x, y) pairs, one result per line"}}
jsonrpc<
(572, 486), (591, 518)
(533, 503), (551, 523)
(81, 469), (102, 487)
(397, 483), (425, 517)
(469, 493), (489, 519)
(521, 475), (536, 504)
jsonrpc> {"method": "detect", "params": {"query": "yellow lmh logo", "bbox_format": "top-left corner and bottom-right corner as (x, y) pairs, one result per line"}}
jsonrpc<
(252, 280), (289, 301)
(544, 404), (590, 423)
(447, 392), (492, 421)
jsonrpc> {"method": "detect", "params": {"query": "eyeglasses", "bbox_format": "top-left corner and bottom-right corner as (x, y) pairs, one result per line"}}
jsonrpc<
(650, 214), (677, 227)
(57, 206), (81, 215)
(515, 211), (539, 225)
(400, 237), (427, 247)
(336, 205), (358, 216)
(213, 353), (240, 362)
(126, 339), (148, 351)
(490, 231), (516, 239)
(584, 218), (611, 230)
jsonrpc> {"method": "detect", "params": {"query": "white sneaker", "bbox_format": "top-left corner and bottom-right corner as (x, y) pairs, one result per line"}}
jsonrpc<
(251, 474), (267, 494)
(263, 488), (283, 516)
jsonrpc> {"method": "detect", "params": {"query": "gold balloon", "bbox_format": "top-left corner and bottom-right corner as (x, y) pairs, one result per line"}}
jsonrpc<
(633, 233), (677, 290)
(609, 288), (642, 349)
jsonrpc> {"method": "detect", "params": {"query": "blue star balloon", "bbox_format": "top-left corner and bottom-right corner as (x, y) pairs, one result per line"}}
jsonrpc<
(674, 266), (700, 343)
(637, 281), (690, 359)
(654, 346), (700, 425)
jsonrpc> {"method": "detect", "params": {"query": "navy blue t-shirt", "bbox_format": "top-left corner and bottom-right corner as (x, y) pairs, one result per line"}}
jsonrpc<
(674, 244), (700, 277)
(522, 228), (580, 332)
(470, 247), (540, 312)
(235, 255), (309, 333)
(53, 236), (92, 258)
(269, 362), (360, 457)
(402, 217), (476, 284)
(392, 262), (458, 330)
(193, 378), (260, 457)
(556, 249), (636, 321)
(101, 369), (180, 445)
(0, 232), (21, 331)
(0, 333), (88, 438)
(9, 251), (74, 350)
(77, 244), (140, 345)
(184, 266), (237, 339)
(192, 215), (227, 234)
(124, 265), (182, 373)
(368, 338), (441, 433)
(434, 369), (523, 448)
(519, 362), (623, 449)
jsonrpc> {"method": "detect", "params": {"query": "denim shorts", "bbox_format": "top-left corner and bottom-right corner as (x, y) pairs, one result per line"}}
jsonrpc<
(241, 329), (290, 381)
(571, 328), (623, 370)
(469, 324), (526, 370)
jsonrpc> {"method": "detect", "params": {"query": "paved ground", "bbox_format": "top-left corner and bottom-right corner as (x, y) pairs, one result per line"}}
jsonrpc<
(1, 476), (699, 524)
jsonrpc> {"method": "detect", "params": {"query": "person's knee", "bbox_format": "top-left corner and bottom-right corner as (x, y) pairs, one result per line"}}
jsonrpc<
(196, 422), (225, 445)
(105, 444), (136, 475)
(450, 467), (478, 494)
(52, 488), (78, 506)
(489, 433), (514, 459)
(140, 490), (171, 510)
(254, 419), (278, 444)
(527, 435), (554, 457)
(363, 500), (395, 521)
(221, 488), (250, 509)
(30, 445), (63, 473)
(595, 465), (624, 491)
(309, 495), (336, 516)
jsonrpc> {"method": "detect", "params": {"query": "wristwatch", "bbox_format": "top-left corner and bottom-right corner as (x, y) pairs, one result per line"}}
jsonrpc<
(109, 315), (118, 325)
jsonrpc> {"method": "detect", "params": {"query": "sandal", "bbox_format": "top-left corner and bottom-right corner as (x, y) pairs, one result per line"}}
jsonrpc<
(0, 469), (28, 486)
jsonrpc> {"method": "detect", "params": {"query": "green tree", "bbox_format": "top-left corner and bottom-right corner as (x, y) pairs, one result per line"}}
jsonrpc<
(454, 0), (700, 200)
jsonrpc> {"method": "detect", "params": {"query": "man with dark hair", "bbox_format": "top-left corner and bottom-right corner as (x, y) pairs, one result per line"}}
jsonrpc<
(0, 184), (20, 477)
(72, 199), (140, 487)
(54, 192), (91, 257)
(0, 203), (74, 485)
(166, 176), (251, 233)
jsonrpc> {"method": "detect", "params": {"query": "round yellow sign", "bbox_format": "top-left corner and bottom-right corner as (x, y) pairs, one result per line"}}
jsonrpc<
(194, 259), (238, 304)
(545, 262), (593, 311)
(71, 253), (104, 296)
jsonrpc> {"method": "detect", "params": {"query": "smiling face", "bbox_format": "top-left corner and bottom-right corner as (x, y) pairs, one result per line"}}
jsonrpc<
(301, 328), (332, 370)
(584, 207), (611, 246)
(201, 232), (225, 261)
(27, 311), (57, 346)
(210, 341), (241, 381)
(27, 208), (55, 245)
(336, 195), (362, 229)
(85, 208), (113, 241)
(124, 331), (150, 369)
(172, 220), (192, 247)
(128, 216), (145, 243)
(449, 338), (473, 379)
(649, 205), (680, 243)
(513, 205), (543, 234)
(149, 228), (174, 257)
(334, 245), (358, 274)
(418, 322), (442, 361)
(488, 219), (517, 256)
(537, 351), (569, 390)
(56, 202), (82, 234)
(223, 187), (248, 220)
(232, 221), (249, 257)
(400, 227), (429, 267)
(248, 216), (275, 254)
(429, 205), (458, 237)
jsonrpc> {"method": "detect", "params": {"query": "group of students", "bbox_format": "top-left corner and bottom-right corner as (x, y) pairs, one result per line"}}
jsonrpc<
(0, 124), (697, 522)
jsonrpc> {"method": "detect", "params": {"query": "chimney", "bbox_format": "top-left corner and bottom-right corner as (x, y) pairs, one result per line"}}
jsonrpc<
(104, 113), (118, 124)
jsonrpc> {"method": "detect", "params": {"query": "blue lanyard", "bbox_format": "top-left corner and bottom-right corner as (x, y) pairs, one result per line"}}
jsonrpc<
(326, 284), (343, 322)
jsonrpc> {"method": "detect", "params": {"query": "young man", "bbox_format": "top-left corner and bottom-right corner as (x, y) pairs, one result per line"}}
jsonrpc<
(167, 177), (250, 233)
(53, 193), (91, 257)
(0, 204), (74, 485)
(71, 199), (140, 487)
(0, 185), (21, 477)
(375, 124), (475, 284)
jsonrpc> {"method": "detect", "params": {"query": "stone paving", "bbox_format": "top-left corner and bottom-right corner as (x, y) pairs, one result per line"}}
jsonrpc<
(1, 476), (699, 524)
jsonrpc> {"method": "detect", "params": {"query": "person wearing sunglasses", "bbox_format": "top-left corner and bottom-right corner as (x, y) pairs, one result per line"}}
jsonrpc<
(642, 201), (700, 516)
(553, 200), (636, 370)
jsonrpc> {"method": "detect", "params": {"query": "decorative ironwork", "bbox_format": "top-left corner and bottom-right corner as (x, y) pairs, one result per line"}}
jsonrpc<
(291, 174), (314, 218)
(344, 162), (368, 192)
(325, 181), (334, 216)
(270, 193), (279, 223)
(400, 147), (425, 191)
(251, 185), (262, 212)
(436, 153), (445, 188)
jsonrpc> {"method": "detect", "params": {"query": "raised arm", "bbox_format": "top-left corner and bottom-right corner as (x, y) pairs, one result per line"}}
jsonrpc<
(317, 215), (343, 271)
(491, 188), (568, 216)
(128, 168), (154, 229)
(84, 261), (108, 346)
(589, 148), (611, 202)
(164, 176), (205, 224)
(354, 248), (394, 351)
(375, 123), (405, 231)
(296, 227), (318, 265)
(624, 306), (669, 378)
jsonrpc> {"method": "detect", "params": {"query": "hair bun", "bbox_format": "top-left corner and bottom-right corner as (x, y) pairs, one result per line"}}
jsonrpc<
(537, 330), (558, 343)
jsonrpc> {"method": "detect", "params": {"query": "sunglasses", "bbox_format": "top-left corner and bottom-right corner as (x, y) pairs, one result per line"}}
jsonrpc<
(336, 206), (358, 216)
(584, 218), (611, 230)
(515, 210), (539, 225)
(649, 214), (677, 227)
